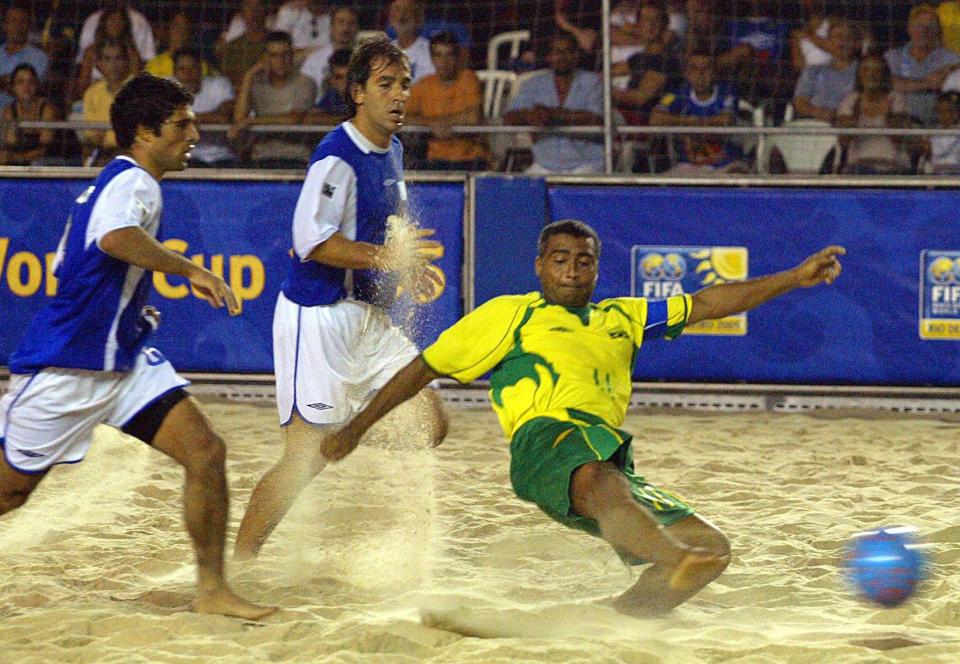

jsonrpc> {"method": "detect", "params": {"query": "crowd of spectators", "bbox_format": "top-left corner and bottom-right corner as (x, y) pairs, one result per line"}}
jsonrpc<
(0, 0), (959, 173)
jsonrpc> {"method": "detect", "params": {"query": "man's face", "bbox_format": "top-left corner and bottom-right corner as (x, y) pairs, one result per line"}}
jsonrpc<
(265, 39), (294, 78)
(11, 67), (38, 101)
(173, 54), (202, 93)
(147, 106), (200, 173)
(686, 55), (714, 95)
(638, 6), (665, 43)
(98, 44), (129, 84)
(828, 23), (859, 60)
(388, 0), (420, 35)
(535, 233), (599, 308)
(331, 8), (358, 47)
(908, 10), (941, 48)
(431, 43), (459, 81)
(353, 58), (412, 139)
(4, 7), (30, 46)
(547, 36), (578, 76)
(327, 64), (348, 95)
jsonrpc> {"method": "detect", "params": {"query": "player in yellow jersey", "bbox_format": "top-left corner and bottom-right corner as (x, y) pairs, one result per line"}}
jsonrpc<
(321, 219), (845, 616)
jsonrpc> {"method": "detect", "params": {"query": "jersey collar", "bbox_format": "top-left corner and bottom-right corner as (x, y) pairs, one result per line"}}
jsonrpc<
(344, 121), (390, 155)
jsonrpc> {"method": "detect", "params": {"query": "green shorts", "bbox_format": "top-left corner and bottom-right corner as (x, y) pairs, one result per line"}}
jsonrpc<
(509, 410), (695, 540)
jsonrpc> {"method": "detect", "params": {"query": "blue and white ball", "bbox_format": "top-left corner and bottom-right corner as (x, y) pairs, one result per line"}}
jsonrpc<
(845, 526), (926, 608)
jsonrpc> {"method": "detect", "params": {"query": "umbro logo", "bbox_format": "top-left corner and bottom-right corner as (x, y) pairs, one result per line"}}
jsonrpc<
(307, 402), (333, 411)
(15, 448), (45, 458)
(383, 178), (397, 187)
(549, 326), (573, 333)
(608, 330), (630, 339)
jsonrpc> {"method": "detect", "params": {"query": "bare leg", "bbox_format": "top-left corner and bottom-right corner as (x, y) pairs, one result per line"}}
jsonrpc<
(0, 454), (45, 516)
(233, 413), (327, 560)
(151, 397), (276, 620)
(570, 461), (730, 617)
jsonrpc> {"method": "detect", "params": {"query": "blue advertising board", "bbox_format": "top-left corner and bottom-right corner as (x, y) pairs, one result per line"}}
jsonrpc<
(0, 178), (464, 373)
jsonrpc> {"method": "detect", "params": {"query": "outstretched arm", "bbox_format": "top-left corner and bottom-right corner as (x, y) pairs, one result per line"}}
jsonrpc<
(687, 245), (844, 326)
(322, 356), (442, 461)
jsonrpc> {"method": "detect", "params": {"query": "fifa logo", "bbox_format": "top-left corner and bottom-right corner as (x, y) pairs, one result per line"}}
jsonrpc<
(920, 250), (960, 339)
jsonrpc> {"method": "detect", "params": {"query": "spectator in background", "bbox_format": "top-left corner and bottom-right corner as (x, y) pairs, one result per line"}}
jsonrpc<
(0, 63), (55, 165)
(937, 1), (960, 54)
(612, 1), (681, 124)
(146, 12), (207, 79)
(218, 0), (271, 90)
(503, 31), (604, 174)
(171, 48), (239, 167)
(404, 31), (487, 171)
(77, 1), (154, 67)
(387, 0), (434, 83)
(790, 0), (831, 73)
(726, 0), (791, 105)
(71, 8), (142, 101)
(304, 47), (350, 124)
(80, 39), (130, 165)
(650, 51), (749, 175)
(554, 0), (599, 56)
(218, 0), (277, 49)
(301, 5), (358, 97)
(793, 19), (860, 122)
(610, 1), (675, 72)
(836, 54), (913, 175)
(230, 31), (316, 168)
(275, 0), (331, 63)
(885, 4), (960, 126)
(680, 0), (750, 81)
(925, 89), (960, 172)
(0, 3), (47, 110)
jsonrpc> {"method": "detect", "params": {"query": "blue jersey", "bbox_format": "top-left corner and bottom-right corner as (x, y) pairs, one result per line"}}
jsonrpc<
(9, 157), (163, 374)
(281, 121), (406, 307)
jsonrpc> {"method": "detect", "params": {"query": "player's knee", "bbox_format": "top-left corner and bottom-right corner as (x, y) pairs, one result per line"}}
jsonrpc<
(184, 429), (227, 474)
(570, 461), (625, 516)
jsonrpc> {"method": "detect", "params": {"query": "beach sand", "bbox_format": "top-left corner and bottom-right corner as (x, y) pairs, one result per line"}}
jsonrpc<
(1, 402), (958, 663)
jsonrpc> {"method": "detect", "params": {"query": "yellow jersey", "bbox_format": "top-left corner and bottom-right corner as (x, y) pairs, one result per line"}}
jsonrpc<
(422, 292), (692, 438)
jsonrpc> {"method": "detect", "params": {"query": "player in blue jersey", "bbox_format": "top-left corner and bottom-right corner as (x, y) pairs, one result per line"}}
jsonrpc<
(234, 39), (448, 559)
(0, 74), (276, 620)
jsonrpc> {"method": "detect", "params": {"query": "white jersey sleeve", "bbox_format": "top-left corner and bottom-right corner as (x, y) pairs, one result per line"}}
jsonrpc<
(87, 167), (162, 250)
(292, 155), (357, 261)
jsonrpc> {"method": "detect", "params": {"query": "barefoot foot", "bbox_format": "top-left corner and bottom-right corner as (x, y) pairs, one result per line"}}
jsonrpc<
(668, 552), (729, 592)
(193, 588), (278, 621)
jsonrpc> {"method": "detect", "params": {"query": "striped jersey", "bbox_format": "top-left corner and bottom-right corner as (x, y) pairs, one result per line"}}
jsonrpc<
(281, 121), (406, 307)
(9, 157), (162, 373)
(422, 292), (692, 438)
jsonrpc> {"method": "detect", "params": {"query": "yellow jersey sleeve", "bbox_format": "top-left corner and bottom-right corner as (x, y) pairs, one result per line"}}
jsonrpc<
(598, 294), (692, 344)
(423, 293), (540, 383)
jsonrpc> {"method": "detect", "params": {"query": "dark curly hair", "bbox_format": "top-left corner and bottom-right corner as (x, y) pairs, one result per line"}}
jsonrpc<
(345, 37), (410, 118)
(110, 73), (194, 149)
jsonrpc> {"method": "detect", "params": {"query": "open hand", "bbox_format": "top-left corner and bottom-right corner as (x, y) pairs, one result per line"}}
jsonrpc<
(795, 245), (845, 287)
(189, 267), (242, 315)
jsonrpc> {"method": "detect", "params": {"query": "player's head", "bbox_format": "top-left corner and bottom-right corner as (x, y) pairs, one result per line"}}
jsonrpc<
(112, 73), (198, 174)
(346, 37), (411, 142)
(535, 220), (601, 308)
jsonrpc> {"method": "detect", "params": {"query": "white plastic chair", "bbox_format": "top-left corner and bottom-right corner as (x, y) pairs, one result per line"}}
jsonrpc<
(476, 69), (516, 121)
(486, 30), (530, 71)
(764, 120), (842, 174)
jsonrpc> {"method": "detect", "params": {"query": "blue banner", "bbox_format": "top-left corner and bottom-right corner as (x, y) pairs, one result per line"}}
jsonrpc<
(546, 186), (960, 385)
(0, 178), (464, 373)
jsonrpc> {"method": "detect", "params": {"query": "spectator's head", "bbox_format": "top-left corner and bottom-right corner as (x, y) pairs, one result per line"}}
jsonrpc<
(3, 3), (31, 47)
(547, 32), (580, 76)
(429, 31), (460, 82)
(387, 0), (423, 42)
(907, 4), (942, 50)
(172, 48), (204, 93)
(855, 54), (891, 94)
(10, 62), (39, 103)
(685, 0), (716, 33)
(637, 2), (668, 46)
(936, 90), (960, 126)
(827, 19), (860, 62)
(111, 73), (197, 172)
(326, 47), (351, 96)
(240, 0), (268, 30)
(684, 51), (715, 97)
(165, 11), (193, 53)
(345, 37), (410, 124)
(264, 31), (295, 80)
(96, 38), (130, 85)
(97, 8), (134, 43)
(330, 6), (359, 49)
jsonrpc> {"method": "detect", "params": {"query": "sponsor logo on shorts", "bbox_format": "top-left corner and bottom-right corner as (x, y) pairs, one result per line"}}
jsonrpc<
(919, 249), (960, 340)
(631, 244), (749, 336)
(14, 448), (45, 458)
(143, 348), (167, 366)
(383, 178), (397, 187)
(307, 402), (333, 411)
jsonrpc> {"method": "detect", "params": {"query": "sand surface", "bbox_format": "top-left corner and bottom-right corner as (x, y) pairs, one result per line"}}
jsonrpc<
(1, 403), (958, 663)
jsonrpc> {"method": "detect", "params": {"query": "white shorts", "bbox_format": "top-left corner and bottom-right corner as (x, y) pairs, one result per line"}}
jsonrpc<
(0, 348), (189, 473)
(273, 293), (419, 426)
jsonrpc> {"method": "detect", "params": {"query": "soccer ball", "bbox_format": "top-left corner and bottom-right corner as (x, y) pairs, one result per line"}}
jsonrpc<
(845, 526), (926, 608)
